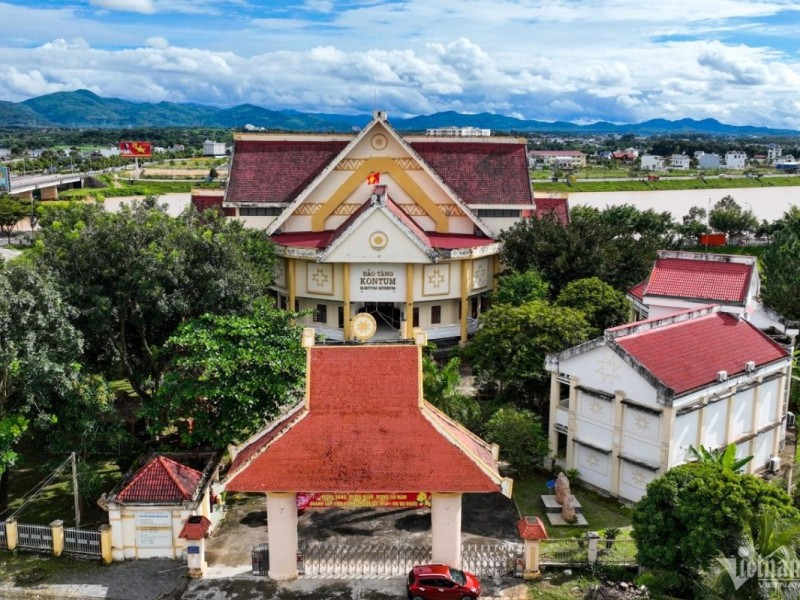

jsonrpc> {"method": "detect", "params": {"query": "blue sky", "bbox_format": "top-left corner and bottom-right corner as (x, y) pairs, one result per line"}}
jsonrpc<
(2, 0), (800, 128)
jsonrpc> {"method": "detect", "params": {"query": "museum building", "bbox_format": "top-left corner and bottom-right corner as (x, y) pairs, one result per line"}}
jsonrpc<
(194, 111), (561, 342)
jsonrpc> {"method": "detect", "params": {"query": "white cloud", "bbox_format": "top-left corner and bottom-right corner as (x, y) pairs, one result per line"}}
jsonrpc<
(90, 0), (155, 14)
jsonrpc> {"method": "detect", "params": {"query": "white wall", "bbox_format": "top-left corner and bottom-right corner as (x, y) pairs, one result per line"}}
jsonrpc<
(672, 410), (699, 466)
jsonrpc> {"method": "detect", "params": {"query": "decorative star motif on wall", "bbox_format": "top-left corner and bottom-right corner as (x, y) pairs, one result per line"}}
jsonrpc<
(632, 470), (647, 487)
(634, 414), (651, 432)
(587, 452), (600, 468)
(589, 400), (603, 415)
(595, 356), (622, 385)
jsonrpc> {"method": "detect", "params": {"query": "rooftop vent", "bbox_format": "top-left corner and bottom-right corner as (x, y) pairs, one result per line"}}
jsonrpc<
(745, 361), (756, 373)
(717, 370), (729, 382)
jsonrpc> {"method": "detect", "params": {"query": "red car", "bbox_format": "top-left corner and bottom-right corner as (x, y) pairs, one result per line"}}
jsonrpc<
(406, 564), (481, 600)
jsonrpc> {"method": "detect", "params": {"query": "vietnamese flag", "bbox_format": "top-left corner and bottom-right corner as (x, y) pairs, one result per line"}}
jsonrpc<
(366, 171), (380, 185)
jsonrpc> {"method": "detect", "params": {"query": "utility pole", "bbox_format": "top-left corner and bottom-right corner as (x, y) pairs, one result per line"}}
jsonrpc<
(71, 452), (81, 528)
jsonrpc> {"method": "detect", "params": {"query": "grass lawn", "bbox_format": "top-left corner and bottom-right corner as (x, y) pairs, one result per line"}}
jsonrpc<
(0, 552), (99, 588)
(535, 175), (800, 193)
(513, 471), (633, 538)
(6, 438), (122, 527)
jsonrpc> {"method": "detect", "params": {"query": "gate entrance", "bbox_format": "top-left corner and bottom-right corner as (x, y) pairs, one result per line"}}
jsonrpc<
(251, 541), (524, 578)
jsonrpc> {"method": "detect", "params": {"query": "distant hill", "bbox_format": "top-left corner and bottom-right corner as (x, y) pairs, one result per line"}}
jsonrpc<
(2, 90), (797, 135)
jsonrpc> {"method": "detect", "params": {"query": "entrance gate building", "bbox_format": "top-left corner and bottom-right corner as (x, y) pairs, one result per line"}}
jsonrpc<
(224, 330), (513, 580)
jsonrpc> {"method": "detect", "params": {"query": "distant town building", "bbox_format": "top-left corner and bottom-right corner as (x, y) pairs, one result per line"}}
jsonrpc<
(775, 157), (800, 172)
(0, 148), (10, 160)
(425, 126), (491, 137)
(203, 140), (227, 157)
(698, 153), (722, 169)
(640, 155), (666, 171)
(528, 150), (587, 170)
(767, 144), (782, 162)
(611, 148), (638, 161)
(170, 144), (186, 152)
(670, 154), (691, 170)
(725, 151), (747, 170)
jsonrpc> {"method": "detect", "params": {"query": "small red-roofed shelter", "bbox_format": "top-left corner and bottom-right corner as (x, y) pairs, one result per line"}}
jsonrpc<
(100, 453), (223, 562)
(517, 516), (548, 579)
(223, 332), (511, 581)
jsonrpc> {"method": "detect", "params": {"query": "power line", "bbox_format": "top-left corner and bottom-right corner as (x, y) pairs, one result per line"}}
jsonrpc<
(0, 455), (72, 520)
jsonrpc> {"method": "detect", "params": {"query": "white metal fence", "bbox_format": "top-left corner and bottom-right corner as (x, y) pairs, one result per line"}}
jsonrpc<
(64, 527), (102, 557)
(16, 523), (53, 552)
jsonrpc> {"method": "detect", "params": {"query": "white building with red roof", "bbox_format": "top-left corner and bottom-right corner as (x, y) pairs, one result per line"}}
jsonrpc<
(100, 453), (222, 561)
(546, 304), (792, 502)
(222, 330), (511, 580)
(627, 250), (797, 337)
(194, 111), (566, 343)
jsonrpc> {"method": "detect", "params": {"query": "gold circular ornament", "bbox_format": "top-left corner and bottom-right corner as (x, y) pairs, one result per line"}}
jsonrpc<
(369, 230), (388, 250)
(351, 313), (378, 341)
(370, 133), (388, 150)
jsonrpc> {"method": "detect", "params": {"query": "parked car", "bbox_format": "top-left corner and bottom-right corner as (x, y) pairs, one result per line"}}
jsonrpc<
(406, 564), (481, 599)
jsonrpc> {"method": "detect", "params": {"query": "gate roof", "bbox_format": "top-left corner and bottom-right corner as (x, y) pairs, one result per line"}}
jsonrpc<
(225, 344), (506, 494)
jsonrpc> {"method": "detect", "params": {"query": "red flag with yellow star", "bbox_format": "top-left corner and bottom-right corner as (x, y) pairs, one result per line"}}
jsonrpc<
(366, 171), (380, 185)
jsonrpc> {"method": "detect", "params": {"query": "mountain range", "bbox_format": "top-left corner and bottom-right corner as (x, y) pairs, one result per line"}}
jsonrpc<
(0, 89), (797, 136)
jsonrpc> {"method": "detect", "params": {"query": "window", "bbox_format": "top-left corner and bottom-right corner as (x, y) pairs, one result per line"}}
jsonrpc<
(413, 307), (419, 327)
(314, 304), (327, 324)
(279, 295), (287, 310)
(294, 299), (300, 312)
(338, 306), (344, 329)
(475, 209), (521, 218)
(239, 206), (284, 216)
(431, 305), (441, 324)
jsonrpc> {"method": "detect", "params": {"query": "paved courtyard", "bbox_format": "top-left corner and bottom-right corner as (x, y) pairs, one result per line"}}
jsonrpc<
(206, 492), (520, 568)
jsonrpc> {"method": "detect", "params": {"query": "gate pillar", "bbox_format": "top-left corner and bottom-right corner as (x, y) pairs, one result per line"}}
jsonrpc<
(431, 492), (462, 567)
(266, 492), (298, 581)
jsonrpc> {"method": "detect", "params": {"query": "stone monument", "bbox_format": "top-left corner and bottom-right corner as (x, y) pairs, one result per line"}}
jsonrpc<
(560, 494), (577, 523)
(554, 472), (571, 505)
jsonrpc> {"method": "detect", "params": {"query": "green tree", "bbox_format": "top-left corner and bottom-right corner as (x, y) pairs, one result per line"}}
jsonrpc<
(631, 463), (799, 596)
(0, 194), (25, 243)
(147, 302), (306, 447)
(701, 509), (800, 599)
(500, 205), (676, 294)
(688, 443), (753, 473)
(466, 300), (593, 408)
(422, 353), (481, 430)
(761, 206), (800, 321)
(484, 407), (549, 473)
(555, 277), (629, 335)
(33, 201), (275, 405)
(492, 269), (549, 305)
(0, 262), (83, 511)
(678, 205), (709, 246)
(709, 195), (758, 240)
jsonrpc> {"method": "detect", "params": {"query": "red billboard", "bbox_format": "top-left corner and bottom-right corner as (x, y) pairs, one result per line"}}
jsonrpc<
(297, 492), (431, 510)
(119, 141), (152, 158)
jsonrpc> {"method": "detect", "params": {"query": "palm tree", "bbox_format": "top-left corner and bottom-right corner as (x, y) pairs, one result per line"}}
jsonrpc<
(700, 509), (800, 599)
(689, 443), (753, 473)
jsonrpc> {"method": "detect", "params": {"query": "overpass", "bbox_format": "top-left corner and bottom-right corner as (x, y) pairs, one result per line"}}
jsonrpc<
(7, 172), (88, 199)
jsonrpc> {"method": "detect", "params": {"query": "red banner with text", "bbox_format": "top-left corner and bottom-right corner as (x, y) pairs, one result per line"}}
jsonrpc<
(297, 492), (431, 510)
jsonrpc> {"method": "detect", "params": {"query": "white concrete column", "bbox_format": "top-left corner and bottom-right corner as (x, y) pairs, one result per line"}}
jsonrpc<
(267, 492), (298, 581)
(548, 374), (560, 458)
(431, 492), (462, 567)
(122, 512), (136, 559)
(108, 505), (125, 561)
(565, 376), (579, 469)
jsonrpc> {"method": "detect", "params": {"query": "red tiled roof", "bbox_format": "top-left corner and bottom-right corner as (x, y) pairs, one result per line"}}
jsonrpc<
(614, 312), (788, 395)
(517, 516), (548, 540)
(271, 230), (335, 249)
(226, 345), (501, 493)
(226, 139), (349, 204)
(534, 197), (570, 224)
(645, 257), (753, 304)
(411, 141), (534, 206)
(627, 279), (647, 302)
(425, 232), (496, 249)
(178, 516), (212, 540)
(117, 456), (202, 504)
(191, 192), (235, 216)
